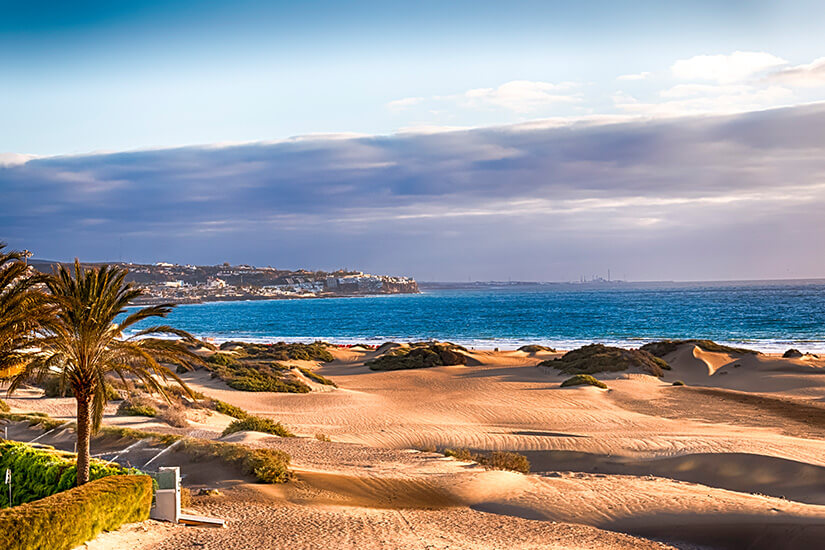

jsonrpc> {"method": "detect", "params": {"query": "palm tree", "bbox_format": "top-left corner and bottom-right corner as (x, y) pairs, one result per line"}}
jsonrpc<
(0, 244), (51, 379)
(10, 260), (203, 484)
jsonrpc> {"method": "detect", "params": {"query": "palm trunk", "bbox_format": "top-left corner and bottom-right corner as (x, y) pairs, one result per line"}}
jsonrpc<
(75, 395), (92, 485)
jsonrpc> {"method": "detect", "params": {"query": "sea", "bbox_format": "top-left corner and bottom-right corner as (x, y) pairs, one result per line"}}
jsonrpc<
(126, 280), (825, 353)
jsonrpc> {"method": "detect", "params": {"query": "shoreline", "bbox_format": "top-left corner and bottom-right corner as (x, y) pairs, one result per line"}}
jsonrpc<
(158, 333), (825, 354)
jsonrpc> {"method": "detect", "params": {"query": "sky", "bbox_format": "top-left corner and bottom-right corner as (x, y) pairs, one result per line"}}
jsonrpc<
(2, 1), (825, 281)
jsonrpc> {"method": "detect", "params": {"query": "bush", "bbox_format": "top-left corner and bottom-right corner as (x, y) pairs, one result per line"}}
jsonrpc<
(315, 433), (331, 442)
(42, 375), (72, 398)
(159, 405), (189, 428)
(672, 380), (686, 386)
(0, 398), (9, 413)
(0, 412), (66, 431)
(212, 399), (249, 420)
(541, 344), (670, 377)
(641, 339), (758, 357)
(116, 398), (158, 417)
(366, 342), (468, 371)
(297, 366), (337, 387)
(206, 360), (311, 393)
(443, 448), (530, 473)
(518, 345), (556, 353)
(560, 374), (608, 389)
(488, 451), (531, 474)
(783, 348), (804, 358)
(0, 441), (139, 507)
(222, 416), (294, 438)
(218, 341), (334, 362)
(178, 439), (292, 484)
(103, 382), (122, 401)
(444, 448), (475, 461)
(0, 475), (152, 550)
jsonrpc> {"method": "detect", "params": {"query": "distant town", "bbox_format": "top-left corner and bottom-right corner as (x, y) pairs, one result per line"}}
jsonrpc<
(28, 259), (419, 304)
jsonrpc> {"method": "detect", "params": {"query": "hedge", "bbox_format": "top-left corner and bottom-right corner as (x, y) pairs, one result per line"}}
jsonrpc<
(0, 441), (138, 507)
(0, 475), (152, 550)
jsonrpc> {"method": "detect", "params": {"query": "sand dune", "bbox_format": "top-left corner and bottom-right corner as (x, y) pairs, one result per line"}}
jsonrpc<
(10, 343), (825, 548)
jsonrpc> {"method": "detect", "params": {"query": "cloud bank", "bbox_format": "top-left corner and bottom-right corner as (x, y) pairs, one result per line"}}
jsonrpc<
(2, 103), (825, 281)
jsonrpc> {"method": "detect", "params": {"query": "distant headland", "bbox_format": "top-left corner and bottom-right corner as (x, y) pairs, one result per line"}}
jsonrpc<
(27, 259), (419, 304)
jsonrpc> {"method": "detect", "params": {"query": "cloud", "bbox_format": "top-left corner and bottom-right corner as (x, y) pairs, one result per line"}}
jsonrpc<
(671, 51), (787, 84)
(614, 84), (793, 116)
(386, 96), (425, 111)
(459, 80), (581, 112)
(768, 57), (825, 88)
(617, 72), (652, 81)
(2, 103), (825, 280)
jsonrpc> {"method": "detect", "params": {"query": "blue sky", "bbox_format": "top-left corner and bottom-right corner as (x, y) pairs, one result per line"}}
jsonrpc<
(2, 1), (825, 280)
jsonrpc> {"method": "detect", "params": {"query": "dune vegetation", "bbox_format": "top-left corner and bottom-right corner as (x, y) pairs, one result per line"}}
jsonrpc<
(443, 448), (531, 474)
(518, 344), (556, 353)
(541, 344), (670, 377)
(218, 341), (334, 362)
(222, 415), (295, 438)
(205, 353), (310, 393)
(640, 339), (759, 357)
(560, 374), (608, 389)
(366, 341), (469, 371)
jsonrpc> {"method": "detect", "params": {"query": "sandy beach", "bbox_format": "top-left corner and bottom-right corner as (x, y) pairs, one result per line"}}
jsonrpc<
(6, 343), (825, 549)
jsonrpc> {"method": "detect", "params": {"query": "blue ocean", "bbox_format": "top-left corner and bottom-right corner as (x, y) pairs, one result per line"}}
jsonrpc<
(128, 281), (825, 353)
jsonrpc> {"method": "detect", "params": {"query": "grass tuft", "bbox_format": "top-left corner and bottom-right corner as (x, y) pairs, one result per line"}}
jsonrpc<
(560, 374), (608, 389)
(443, 448), (530, 474)
(222, 415), (295, 438)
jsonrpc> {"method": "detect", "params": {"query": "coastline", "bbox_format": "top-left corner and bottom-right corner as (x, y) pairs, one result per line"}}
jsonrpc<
(148, 333), (825, 354)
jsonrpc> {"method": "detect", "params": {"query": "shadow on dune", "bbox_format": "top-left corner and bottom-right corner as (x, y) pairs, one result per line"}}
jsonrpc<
(614, 513), (825, 550)
(525, 450), (825, 505)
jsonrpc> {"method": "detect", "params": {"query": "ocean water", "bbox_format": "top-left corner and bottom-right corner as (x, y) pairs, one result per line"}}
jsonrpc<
(127, 281), (825, 352)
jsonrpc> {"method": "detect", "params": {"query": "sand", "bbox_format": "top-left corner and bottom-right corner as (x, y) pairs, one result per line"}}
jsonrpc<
(10, 343), (825, 549)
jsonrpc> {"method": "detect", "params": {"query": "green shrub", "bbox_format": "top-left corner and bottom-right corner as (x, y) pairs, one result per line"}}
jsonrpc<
(367, 342), (468, 371)
(116, 398), (158, 417)
(297, 366), (337, 387)
(213, 399), (249, 420)
(209, 353), (238, 367)
(42, 375), (72, 398)
(178, 439), (292, 484)
(443, 448), (530, 473)
(0, 399), (9, 413)
(540, 344), (670, 377)
(222, 416), (294, 438)
(672, 380), (686, 386)
(444, 448), (474, 461)
(488, 451), (531, 474)
(218, 341), (334, 362)
(518, 345), (556, 353)
(103, 382), (122, 401)
(560, 374), (608, 389)
(0, 412), (66, 431)
(640, 339), (758, 357)
(0, 441), (139, 507)
(0, 475), (152, 550)
(207, 360), (310, 393)
(95, 426), (292, 484)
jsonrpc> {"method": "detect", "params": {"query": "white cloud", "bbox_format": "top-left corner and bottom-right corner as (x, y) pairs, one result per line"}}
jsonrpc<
(0, 153), (36, 167)
(386, 96), (425, 111)
(614, 85), (793, 117)
(460, 80), (581, 113)
(768, 57), (825, 88)
(671, 51), (787, 84)
(617, 72), (652, 81)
